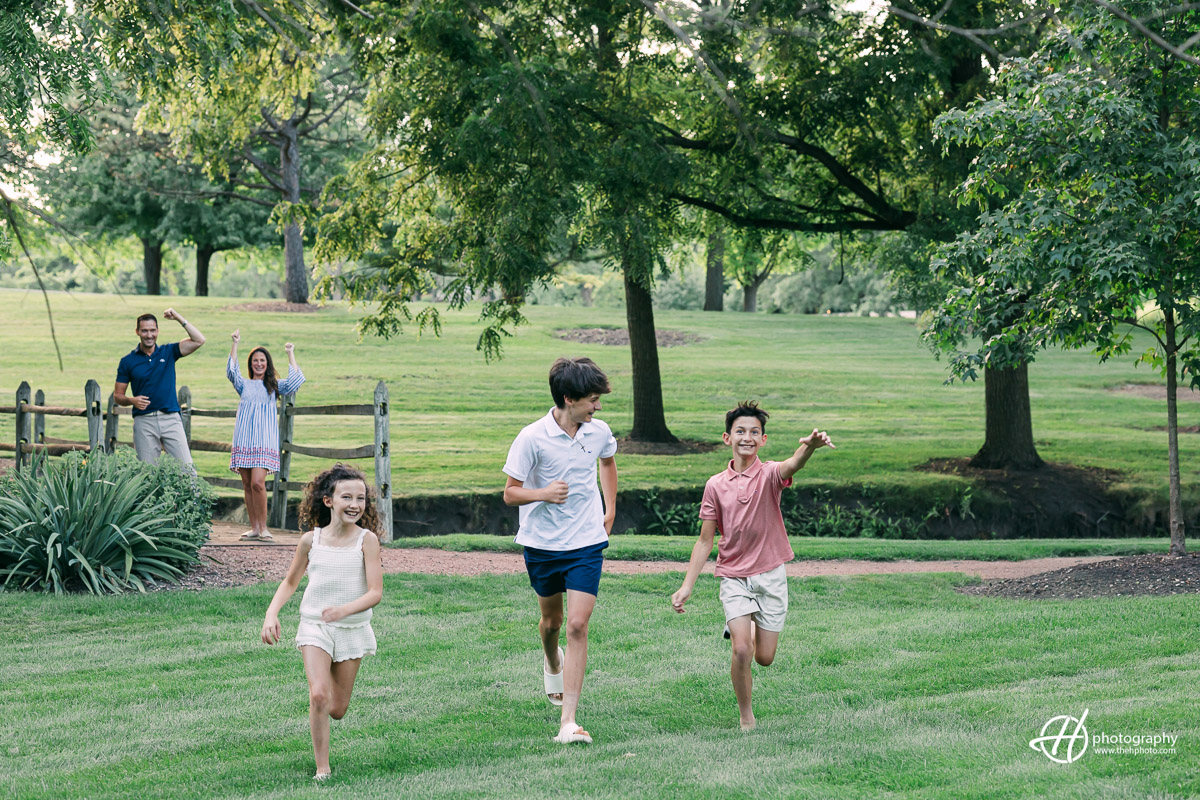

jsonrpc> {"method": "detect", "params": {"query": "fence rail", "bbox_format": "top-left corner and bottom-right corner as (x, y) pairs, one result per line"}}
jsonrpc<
(4, 379), (393, 541)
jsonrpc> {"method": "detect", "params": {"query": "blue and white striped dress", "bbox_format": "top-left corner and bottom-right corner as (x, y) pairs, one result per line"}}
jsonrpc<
(227, 356), (305, 472)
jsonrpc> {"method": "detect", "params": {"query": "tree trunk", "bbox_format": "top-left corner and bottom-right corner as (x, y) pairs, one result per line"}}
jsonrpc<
(624, 268), (677, 442)
(704, 226), (724, 311)
(1164, 308), (1186, 555)
(280, 118), (308, 304)
(141, 237), (163, 296)
(743, 281), (760, 313)
(195, 243), (214, 297)
(968, 362), (1044, 470)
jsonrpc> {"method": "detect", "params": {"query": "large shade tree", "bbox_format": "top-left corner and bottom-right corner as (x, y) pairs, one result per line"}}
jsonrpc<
(929, 6), (1200, 554)
(96, 5), (365, 304)
(314, 0), (998, 441)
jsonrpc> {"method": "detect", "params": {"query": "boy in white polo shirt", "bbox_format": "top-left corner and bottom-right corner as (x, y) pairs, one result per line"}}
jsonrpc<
(671, 401), (833, 731)
(503, 357), (618, 745)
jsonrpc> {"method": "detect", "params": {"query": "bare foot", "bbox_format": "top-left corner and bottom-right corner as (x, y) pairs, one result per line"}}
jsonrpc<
(314, 770), (331, 781)
(740, 717), (756, 732)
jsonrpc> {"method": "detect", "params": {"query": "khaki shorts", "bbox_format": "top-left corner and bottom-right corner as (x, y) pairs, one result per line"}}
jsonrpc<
(295, 619), (377, 663)
(132, 411), (194, 467)
(718, 564), (788, 632)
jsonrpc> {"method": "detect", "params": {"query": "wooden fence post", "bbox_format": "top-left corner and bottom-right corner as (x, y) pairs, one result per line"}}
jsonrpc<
(33, 389), (45, 477)
(374, 381), (392, 543)
(270, 392), (296, 530)
(178, 385), (192, 442)
(105, 394), (119, 453)
(14, 382), (30, 472)
(85, 380), (102, 452)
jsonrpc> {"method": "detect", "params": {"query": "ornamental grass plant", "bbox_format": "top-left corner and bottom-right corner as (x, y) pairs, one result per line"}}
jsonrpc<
(0, 450), (204, 594)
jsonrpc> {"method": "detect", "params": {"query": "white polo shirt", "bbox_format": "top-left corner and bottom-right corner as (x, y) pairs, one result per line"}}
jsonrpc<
(503, 408), (618, 551)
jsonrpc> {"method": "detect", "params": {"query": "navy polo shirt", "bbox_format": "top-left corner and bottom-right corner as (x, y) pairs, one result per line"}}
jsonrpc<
(116, 342), (182, 416)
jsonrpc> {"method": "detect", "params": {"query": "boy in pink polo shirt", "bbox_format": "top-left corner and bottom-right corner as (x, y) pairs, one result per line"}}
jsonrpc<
(671, 401), (833, 731)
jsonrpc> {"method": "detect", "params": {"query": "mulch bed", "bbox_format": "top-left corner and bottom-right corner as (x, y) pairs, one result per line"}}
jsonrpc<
(1108, 383), (1200, 402)
(616, 436), (722, 456)
(961, 553), (1200, 600)
(554, 327), (702, 347)
(221, 301), (323, 313)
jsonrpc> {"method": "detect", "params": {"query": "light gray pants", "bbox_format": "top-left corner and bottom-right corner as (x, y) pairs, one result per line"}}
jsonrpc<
(132, 411), (194, 467)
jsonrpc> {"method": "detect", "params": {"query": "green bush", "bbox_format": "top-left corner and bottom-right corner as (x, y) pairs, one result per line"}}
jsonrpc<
(633, 490), (702, 536)
(0, 451), (202, 594)
(144, 452), (216, 548)
(782, 489), (929, 539)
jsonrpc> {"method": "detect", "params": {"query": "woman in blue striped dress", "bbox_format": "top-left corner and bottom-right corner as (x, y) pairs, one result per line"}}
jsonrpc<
(228, 329), (305, 541)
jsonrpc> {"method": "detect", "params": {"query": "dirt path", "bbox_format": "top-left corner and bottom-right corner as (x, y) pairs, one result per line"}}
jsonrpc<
(190, 522), (1119, 591)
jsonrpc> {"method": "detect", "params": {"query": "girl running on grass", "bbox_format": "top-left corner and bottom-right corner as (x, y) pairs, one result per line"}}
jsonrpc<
(227, 329), (305, 541)
(260, 464), (383, 781)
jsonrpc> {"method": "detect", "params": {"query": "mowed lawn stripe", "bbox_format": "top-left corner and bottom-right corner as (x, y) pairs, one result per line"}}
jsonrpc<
(2, 572), (1196, 799)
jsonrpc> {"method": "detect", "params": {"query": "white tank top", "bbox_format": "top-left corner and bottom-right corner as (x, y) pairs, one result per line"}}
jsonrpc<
(299, 527), (372, 628)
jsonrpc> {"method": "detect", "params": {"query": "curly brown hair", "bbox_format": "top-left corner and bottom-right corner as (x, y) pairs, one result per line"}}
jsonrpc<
(298, 464), (381, 535)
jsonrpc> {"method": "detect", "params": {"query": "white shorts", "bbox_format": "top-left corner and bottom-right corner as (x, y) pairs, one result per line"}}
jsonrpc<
(295, 619), (377, 662)
(718, 564), (788, 632)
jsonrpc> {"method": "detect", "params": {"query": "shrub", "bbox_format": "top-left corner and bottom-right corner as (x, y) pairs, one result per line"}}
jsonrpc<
(782, 489), (928, 539)
(634, 490), (701, 536)
(0, 451), (201, 594)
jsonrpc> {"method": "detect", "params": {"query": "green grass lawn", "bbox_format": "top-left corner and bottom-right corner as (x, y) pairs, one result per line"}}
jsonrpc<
(1, 289), (1195, 509)
(389, 534), (1173, 562)
(2, 573), (1196, 799)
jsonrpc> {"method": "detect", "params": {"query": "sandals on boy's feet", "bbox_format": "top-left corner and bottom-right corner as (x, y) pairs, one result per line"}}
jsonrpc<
(543, 646), (564, 706)
(553, 722), (593, 744)
(258, 531), (274, 542)
(239, 531), (261, 541)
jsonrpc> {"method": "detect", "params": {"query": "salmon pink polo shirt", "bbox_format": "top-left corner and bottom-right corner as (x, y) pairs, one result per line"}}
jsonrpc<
(700, 457), (794, 578)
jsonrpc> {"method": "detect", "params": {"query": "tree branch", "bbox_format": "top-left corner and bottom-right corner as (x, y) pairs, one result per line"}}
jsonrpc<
(1088, 0), (1200, 65)
(242, 147), (287, 193)
(672, 192), (913, 232)
(2, 191), (64, 370)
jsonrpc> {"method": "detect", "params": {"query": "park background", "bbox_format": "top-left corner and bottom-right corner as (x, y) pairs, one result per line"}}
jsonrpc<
(2, 2), (1200, 799)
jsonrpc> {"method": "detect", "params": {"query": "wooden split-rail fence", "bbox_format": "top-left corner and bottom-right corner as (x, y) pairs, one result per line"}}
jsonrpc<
(0, 380), (393, 542)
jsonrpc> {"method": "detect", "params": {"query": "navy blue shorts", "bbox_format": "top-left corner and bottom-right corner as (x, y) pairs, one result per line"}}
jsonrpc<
(523, 541), (608, 598)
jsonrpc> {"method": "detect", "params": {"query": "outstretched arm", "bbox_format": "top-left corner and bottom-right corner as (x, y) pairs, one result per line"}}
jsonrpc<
(164, 308), (206, 356)
(671, 519), (717, 613)
(261, 534), (312, 644)
(779, 428), (835, 481)
(278, 342), (305, 394)
(229, 329), (240, 362)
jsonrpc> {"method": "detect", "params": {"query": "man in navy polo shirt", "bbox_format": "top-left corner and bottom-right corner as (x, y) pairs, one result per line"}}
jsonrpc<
(114, 309), (206, 465)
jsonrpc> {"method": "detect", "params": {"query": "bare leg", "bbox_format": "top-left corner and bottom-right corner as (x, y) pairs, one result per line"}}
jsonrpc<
(329, 657), (362, 720)
(560, 589), (597, 730)
(536, 592), (564, 703)
(727, 615), (756, 730)
(249, 467), (269, 535)
(754, 628), (780, 667)
(302, 646), (335, 776)
(238, 469), (256, 537)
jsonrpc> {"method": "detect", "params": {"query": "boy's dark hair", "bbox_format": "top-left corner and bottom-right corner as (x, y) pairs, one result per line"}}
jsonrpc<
(135, 313), (158, 329)
(549, 357), (611, 408)
(725, 400), (769, 433)
(298, 463), (380, 534)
